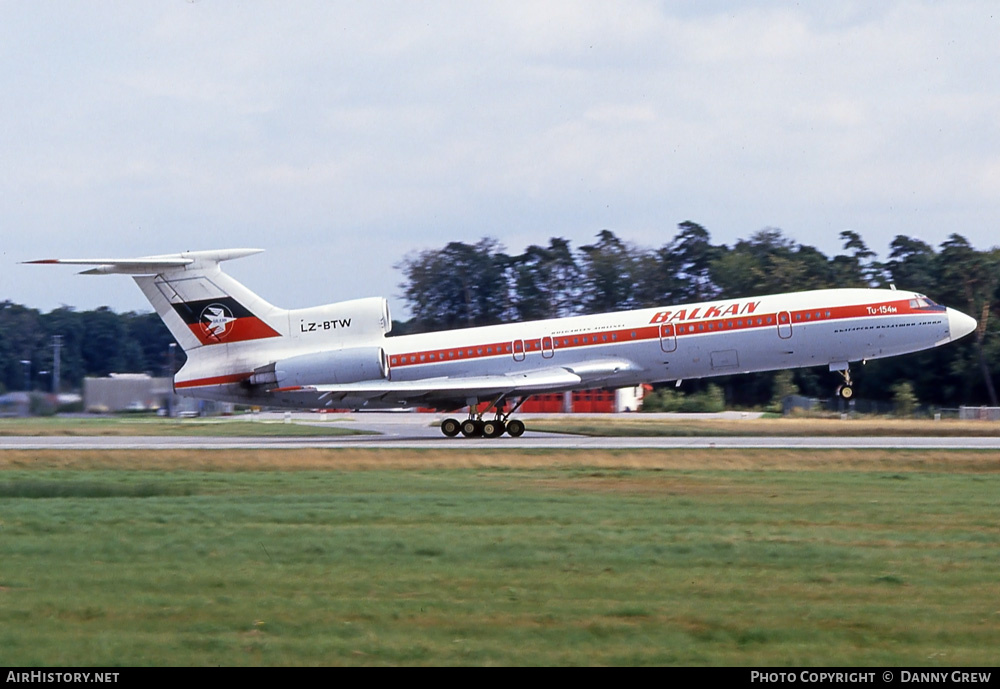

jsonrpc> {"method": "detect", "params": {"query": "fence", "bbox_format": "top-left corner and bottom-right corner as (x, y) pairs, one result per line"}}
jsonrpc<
(959, 406), (1000, 421)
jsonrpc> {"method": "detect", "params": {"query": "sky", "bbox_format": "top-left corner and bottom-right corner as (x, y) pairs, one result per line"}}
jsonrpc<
(3, 1), (999, 319)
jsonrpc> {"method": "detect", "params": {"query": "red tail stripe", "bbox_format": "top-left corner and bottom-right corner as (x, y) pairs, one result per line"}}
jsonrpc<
(187, 317), (281, 346)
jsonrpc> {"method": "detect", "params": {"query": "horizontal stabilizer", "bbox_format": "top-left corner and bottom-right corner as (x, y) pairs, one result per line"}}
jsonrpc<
(25, 248), (263, 275)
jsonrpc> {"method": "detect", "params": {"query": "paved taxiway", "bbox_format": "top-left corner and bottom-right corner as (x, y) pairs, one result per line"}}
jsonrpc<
(2, 412), (998, 450)
(4, 436), (999, 450)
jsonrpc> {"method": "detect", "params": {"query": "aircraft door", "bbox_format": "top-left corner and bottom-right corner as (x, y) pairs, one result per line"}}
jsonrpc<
(541, 336), (554, 359)
(512, 339), (525, 362)
(777, 311), (792, 339)
(659, 323), (677, 352)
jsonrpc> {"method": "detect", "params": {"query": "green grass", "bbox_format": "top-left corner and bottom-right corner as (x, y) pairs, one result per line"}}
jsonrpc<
(0, 416), (368, 437)
(4, 414), (1000, 438)
(522, 416), (1000, 437)
(1, 452), (998, 666)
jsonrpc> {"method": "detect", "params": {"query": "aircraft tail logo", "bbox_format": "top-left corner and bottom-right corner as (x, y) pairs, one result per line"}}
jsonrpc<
(171, 296), (281, 346)
(200, 303), (237, 340)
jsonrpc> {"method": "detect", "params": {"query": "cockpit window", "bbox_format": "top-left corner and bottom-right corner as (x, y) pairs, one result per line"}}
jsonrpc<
(910, 296), (941, 310)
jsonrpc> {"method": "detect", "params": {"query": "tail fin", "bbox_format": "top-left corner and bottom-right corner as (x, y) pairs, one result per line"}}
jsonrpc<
(26, 249), (286, 352)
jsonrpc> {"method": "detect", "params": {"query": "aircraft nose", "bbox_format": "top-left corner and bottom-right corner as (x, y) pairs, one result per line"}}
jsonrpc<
(947, 308), (977, 342)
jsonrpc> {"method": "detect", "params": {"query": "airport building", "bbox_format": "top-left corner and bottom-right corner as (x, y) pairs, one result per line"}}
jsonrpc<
(519, 385), (647, 413)
(83, 373), (232, 416)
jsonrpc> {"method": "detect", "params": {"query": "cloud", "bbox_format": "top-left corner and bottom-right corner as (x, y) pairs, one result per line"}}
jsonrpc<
(3, 1), (999, 317)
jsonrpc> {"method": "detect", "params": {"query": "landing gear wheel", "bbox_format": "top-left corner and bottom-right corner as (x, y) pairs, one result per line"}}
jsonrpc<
(483, 419), (506, 438)
(461, 419), (483, 437)
(441, 418), (461, 437)
(833, 365), (855, 401)
(506, 419), (526, 438)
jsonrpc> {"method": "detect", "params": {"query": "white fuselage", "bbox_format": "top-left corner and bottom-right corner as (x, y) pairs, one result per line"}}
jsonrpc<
(382, 289), (949, 386)
(175, 287), (966, 410)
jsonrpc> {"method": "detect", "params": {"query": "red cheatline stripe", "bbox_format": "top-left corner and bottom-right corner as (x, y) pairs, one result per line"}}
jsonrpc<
(388, 298), (942, 369)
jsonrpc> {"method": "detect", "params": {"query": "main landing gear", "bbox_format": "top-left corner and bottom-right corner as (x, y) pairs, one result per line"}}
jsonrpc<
(440, 396), (528, 439)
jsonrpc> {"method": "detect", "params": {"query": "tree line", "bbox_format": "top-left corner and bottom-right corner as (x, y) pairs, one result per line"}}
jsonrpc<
(0, 304), (180, 395)
(396, 223), (999, 408)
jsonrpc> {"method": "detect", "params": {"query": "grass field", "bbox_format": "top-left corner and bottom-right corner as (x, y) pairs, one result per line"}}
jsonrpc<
(0, 415), (368, 437)
(521, 415), (1000, 437)
(5, 413), (1000, 438)
(1, 447), (998, 666)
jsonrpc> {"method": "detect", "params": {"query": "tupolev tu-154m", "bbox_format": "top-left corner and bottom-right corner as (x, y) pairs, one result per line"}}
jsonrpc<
(29, 248), (977, 438)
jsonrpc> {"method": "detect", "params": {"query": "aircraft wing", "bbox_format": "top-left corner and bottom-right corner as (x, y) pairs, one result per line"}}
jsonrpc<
(267, 358), (643, 409)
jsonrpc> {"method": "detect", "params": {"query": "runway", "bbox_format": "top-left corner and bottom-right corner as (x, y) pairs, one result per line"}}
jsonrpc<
(4, 436), (1000, 450)
(2, 412), (999, 450)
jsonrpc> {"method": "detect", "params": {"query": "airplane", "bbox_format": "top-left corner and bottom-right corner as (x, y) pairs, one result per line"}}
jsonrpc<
(29, 248), (977, 438)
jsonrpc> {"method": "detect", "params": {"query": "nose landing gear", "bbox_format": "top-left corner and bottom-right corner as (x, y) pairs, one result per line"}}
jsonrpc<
(833, 364), (855, 400)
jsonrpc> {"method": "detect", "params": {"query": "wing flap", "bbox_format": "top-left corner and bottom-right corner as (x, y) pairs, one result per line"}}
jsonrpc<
(270, 366), (584, 404)
(266, 357), (645, 407)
